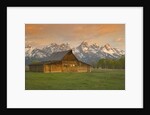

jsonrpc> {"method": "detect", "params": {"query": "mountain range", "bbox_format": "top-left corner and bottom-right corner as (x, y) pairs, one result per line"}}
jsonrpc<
(25, 42), (125, 65)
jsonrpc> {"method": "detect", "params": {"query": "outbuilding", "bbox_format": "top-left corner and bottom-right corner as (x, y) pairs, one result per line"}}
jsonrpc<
(29, 50), (91, 73)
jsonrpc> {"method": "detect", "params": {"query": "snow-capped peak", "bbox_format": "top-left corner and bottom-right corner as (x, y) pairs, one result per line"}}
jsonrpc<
(80, 41), (89, 46)
(83, 39), (100, 46)
(25, 42), (125, 65)
(103, 43), (111, 50)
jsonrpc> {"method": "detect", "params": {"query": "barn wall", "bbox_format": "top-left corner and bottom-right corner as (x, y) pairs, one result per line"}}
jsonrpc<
(44, 65), (51, 73)
(77, 62), (89, 72)
(29, 62), (90, 73)
(62, 52), (79, 72)
(29, 65), (44, 72)
(43, 62), (62, 73)
(62, 52), (91, 72)
(62, 61), (78, 72)
(63, 52), (78, 61)
(78, 66), (88, 72)
(51, 63), (62, 72)
(62, 61), (90, 72)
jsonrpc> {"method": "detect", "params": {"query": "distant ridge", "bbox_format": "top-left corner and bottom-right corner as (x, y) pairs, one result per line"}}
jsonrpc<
(25, 41), (125, 65)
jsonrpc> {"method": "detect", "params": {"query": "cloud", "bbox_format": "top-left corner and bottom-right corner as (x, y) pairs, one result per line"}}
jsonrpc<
(115, 38), (124, 42)
(25, 24), (125, 49)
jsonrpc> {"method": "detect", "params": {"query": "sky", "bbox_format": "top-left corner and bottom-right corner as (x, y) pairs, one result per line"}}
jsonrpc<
(25, 24), (125, 50)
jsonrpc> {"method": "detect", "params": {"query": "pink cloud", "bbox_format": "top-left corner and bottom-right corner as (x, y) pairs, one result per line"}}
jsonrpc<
(116, 38), (124, 42)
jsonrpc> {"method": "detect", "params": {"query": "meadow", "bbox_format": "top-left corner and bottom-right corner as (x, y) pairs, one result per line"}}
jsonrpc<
(25, 69), (125, 90)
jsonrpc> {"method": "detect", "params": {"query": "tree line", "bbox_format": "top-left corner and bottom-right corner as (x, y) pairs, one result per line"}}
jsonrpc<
(96, 56), (125, 69)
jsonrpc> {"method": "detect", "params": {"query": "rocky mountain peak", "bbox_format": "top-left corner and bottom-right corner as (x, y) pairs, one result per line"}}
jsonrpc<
(81, 41), (89, 46)
(104, 43), (111, 50)
(25, 44), (32, 48)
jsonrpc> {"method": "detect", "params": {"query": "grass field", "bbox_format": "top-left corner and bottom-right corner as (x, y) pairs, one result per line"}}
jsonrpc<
(25, 69), (125, 90)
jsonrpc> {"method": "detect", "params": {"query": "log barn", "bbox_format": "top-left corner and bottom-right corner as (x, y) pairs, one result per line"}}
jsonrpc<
(29, 50), (91, 73)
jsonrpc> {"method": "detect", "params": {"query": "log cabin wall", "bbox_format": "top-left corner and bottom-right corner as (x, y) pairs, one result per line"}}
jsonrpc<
(44, 64), (50, 73)
(44, 62), (62, 73)
(29, 61), (90, 73)
(62, 61), (78, 72)
(63, 51), (78, 61)
(61, 52), (90, 72)
(62, 52), (78, 72)
(78, 62), (89, 72)
(50, 63), (62, 72)
(29, 65), (44, 72)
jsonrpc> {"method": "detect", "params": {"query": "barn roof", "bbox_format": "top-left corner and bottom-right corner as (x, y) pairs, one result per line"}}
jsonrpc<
(28, 60), (61, 66)
(48, 50), (72, 61)
(29, 50), (91, 66)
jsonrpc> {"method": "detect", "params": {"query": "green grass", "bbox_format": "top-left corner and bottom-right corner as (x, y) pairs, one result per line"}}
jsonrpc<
(25, 69), (125, 90)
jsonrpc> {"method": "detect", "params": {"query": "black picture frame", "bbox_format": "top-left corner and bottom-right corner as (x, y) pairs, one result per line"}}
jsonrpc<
(1, 0), (149, 112)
